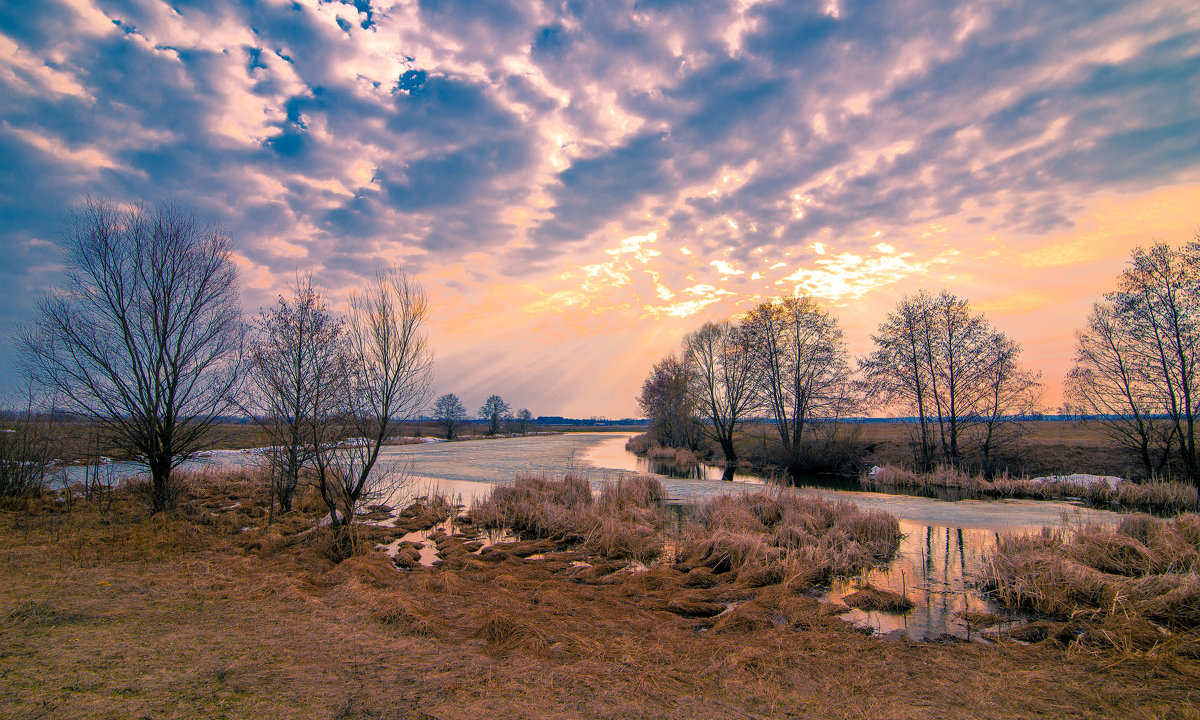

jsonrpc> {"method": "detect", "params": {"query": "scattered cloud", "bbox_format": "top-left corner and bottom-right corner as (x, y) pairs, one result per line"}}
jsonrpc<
(2, 0), (1199, 414)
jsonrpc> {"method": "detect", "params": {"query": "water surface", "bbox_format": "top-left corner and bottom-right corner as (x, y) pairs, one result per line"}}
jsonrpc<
(68, 431), (1120, 639)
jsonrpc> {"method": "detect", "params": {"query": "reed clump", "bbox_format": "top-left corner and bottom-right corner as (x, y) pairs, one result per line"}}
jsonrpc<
(469, 473), (665, 562)
(624, 433), (656, 455)
(865, 464), (1199, 513)
(469, 476), (901, 592)
(624, 433), (703, 466)
(843, 582), (914, 613)
(984, 513), (1200, 648)
(676, 490), (902, 588)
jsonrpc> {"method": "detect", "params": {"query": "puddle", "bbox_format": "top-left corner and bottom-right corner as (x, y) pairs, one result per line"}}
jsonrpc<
(819, 521), (1016, 640)
(373, 509), (521, 568)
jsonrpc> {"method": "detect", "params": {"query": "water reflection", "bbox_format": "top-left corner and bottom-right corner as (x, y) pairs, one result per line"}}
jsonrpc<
(825, 521), (1005, 641)
(582, 432), (1121, 640)
(63, 431), (1120, 640)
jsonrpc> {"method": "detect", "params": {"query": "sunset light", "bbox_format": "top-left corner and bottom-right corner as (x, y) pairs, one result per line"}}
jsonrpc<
(1, 0), (1198, 418)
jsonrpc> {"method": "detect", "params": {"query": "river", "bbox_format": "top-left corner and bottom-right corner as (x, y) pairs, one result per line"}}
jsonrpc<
(66, 431), (1120, 639)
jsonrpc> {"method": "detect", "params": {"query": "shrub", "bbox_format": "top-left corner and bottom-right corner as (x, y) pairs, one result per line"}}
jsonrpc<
(0, 413), (56, 500)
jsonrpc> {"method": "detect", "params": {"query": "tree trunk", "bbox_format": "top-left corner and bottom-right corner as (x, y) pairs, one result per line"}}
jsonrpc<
(150, 454), (174, 513)
(719, 435), (737, 464)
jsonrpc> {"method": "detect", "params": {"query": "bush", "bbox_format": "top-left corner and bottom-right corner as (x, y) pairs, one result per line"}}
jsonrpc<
(0, 413), (56, 500)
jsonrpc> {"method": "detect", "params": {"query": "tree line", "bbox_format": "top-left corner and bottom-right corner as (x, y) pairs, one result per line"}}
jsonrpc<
(10, 198), (533, 521)
(430, 392), (534, 440)
(641, 232), (1200, 490)
(639, 291), (1042, 474)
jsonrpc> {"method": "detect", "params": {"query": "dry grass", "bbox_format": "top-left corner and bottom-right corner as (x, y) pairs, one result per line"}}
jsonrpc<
(625, 433), (702, 467)
(846, 419), (1148, 479)
(2, 471), (1199, 718)
(842, 583), (915, 613)
(470, 476), (901, 590)
(675, 490), (903, 589)
(865, 463), (1199, 514)
(985, 514), (1200, 654)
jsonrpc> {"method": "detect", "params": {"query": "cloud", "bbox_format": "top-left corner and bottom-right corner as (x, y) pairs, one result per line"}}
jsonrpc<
(2, 0), (1199, 414)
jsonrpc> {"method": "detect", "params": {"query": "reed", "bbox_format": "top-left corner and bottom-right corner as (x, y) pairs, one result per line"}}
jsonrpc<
(842, 582), (914, 613)
(984, 513), (1200, 641)
(866, 463), (1199, 513)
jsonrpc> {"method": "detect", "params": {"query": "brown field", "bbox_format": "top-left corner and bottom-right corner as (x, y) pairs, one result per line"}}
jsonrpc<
(35, 417), (1155, 483)
(2, 471), (1199, 719)
(843, 419), (1145, 479)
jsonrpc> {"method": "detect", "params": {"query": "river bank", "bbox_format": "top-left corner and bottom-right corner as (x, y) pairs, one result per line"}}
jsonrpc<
(2, 470), (1196, 719)
(51, 432), (1180, 640)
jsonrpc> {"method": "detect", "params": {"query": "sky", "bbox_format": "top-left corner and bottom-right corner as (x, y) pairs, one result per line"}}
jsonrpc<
(1, 0), (1199, 419)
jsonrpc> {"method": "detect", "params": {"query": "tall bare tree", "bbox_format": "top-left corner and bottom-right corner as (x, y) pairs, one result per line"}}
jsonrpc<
(1068, 238), (1200, 485)
(1066, 302), (1175, 476)
(20, 198), (243, 512)
(248, 278), (347, 514)
(314, 268), (431, 526)
(515, 408), (534, 435)
(859, 293), (937, 467)
(684, 321), (757, 463)
(742, 296), (853, 456)
(861, 290), (1039, 470)
(1117, 241), (1200, 484)
(975, 332), (1042, 471)
(637, 353), (703, 450)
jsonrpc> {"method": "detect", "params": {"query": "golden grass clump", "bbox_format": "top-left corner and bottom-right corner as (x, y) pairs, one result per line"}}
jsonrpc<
(673, 448), (700, 465)
(471, 610), (552, 657)
(1136, 573), (1200, 630)
(468, 480), (901, 593)
(597, 474), (667, 510)
(647, 445), (679, 460)
(864, 464), (1199, 513)
(469, 473), (593, 538)
(675, 491), (901, 590)
(623, 432), (655, 455)
(469, 473), (666, 562)
(579, 515), (664, 563)
(678, 530), (780, 574)
(1065, 526), (1155, 577)
(986, 513), (1200, 647)
(842, 583), (915, 613)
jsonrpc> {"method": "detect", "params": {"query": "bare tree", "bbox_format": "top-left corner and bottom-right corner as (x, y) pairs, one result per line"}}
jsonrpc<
(684, 321), (757, 463)
(859, 293), (937, 467)
(0, 391), (58, 499)
(248, 278), (347, 515)
(1116, 241), (1200, 484)
(1066, 301), (1175, 476)
(861, 290), (1039, 470)
(19, 198), (243, 512)
(742, 296), (854, 457)
(314, 268), (431, 526)
(637, 353), (703, 450)
(1067, 238), (1200, 485)
(479, 395), (510, 436)
(515, 408), (533, 435)
(975, 332), (1042, 472)
(432, 393), (466, 440)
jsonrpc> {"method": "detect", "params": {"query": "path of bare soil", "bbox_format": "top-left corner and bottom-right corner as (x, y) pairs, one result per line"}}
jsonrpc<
(1, 480), (1197, 720)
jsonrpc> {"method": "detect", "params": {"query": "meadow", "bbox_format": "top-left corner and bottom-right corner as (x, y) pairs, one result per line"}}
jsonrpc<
(2, 467), (1198, 719)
